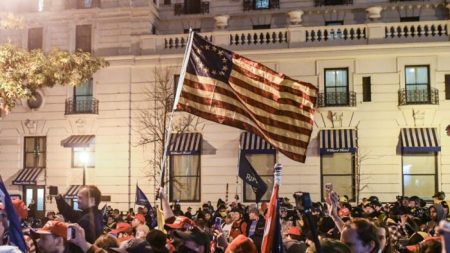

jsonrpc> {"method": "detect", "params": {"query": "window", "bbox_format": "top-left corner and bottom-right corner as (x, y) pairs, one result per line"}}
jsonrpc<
(445, 74), (450, 100)
(321, 153), (354, 201)
(255, 0), (269, 9)
(77, 0), (101, 8)
(23, 186), (45, 219)
(28, 28), (43, 51)
(164, 0), (171, 4)
(76, 25), (92, 53)
(38, 0), (45, 12)
(74, 79), (94, 113)
(253, 24), (271, 30)
(24, 137), (46, 169)
(169, 155), (201, 202)
(362, 76), (371, 102)
(184, 0), (201, 14)
(402, 153), (437, 200)
(400, 16), (420, 22)
(405, 66), (430, 104)
(72, 146), (95, 168)
(243, 153), (275, 202)
(324, 68), (349, 106)
(325, 21), (344, 26)
(323, 0), (348, 5)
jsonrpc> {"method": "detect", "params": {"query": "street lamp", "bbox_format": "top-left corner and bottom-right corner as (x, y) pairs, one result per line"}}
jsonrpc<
(80, 149), (90, 185)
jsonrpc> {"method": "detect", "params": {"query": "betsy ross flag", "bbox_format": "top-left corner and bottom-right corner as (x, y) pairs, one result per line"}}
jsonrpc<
(261, 164), (283, 253)
(176, 33), (318, 163)
(0, 177), (27, 252)
(238, 152), (268, 203)
(135, 185), (157, 228)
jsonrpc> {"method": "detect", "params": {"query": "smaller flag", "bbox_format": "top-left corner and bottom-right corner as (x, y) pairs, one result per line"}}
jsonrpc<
(0, 177), (27, 252)
(135, 185), (157, 228)
(261, 164), (282, 253)
(238, 153), (268, 203)
(156, 208), (166, 233)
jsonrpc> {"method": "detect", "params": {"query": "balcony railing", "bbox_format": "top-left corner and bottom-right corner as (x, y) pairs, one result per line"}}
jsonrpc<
(318, 91), (356, 107)
(315, 0), (353, 6)
(174, 1), (209, 15)
(138, 20), (450, 53)
(65, 97), (99, 115)
(398, 88), (439, 105)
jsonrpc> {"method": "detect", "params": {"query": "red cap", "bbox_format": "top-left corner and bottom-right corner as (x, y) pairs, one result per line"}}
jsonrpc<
(12, 199), (28, 220)
(134, 214), (145, 224)
(164, 216), (194, 230)
(287, 227), (301, 236)
(33, 221), (69, 239)
(225, 235), (258, 253)
(111, 222), (132, 234)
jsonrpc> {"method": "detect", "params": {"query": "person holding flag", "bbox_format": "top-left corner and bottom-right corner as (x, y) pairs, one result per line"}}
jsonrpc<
(135, 185), (157, 229)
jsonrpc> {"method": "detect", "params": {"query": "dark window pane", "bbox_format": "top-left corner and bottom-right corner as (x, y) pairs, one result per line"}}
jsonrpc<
(76, 25), (92, 53)
(24, 137), (46, 168)
(253, 24), (271, 30)
(255, 0), (269, 9)
(28, 28), (43, 50)
(184, 0), (201, 14)
(362, 76), (371, 102)
(400, 16), (420, 22)
(446, 74), (450, 100)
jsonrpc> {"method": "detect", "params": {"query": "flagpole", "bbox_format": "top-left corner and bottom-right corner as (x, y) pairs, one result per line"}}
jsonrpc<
(158, 29), (195, 192)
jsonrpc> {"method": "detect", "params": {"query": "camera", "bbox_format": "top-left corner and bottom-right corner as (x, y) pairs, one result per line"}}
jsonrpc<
(293, 192), (312, 212)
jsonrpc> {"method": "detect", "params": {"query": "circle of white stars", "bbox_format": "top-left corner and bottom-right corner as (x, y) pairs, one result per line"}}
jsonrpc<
(193, 44), (228, 77)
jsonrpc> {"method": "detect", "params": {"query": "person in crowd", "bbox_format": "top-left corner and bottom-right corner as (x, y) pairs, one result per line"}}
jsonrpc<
(110, 222), (133, 244)
(246, 207), (265, 252)
(55, 185), (104, 244)
(132, 214), (146, 229)
(283, 226), (307, 253)
(112, 209), (123, 223)
(221, 213), (234, 242)
(185, 207), (194, 219)
(146, 229), (169, 253)
(229, 209), (247, 241)
(94, 234), (120, 253)
(105, 216), (117, 232)
(225, 234), (257, 253)
(372, 221), (394, 253)
(433, 191), (446, 204)
(33, 220), (72, 253)
(340, 219), (380, 253)
(42, 211), (56, 224)
(27, 200), (37, 221)
(426, 204), (446, 236)
(135, 224), (150, 240)
(306, 238), (351, 253)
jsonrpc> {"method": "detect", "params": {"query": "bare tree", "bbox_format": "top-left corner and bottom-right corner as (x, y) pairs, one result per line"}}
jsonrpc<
(135, 67), (203, 192)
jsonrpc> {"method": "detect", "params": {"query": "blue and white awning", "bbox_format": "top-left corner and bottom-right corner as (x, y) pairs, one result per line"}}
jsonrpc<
(320, 129), (357, 154)
(12, 168), (44, 185)
(168, 133), (202, 155)
(64, 185), (83, 199)
(400, 128), (440, 153)
(240, 132), (275, 154)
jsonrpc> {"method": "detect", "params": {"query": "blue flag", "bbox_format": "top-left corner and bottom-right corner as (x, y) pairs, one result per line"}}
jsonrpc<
(238, 153), (268, 203)
(0, 177), (27, 252)
(135, 185), (157, 228)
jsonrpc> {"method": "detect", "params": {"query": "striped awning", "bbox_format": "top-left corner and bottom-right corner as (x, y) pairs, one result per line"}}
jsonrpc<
(12, 168), (44, 185)
(168, 133), (202, 155)
(64, 185), (83, 199)
(240, 132), (275, 154)
(400, 128), (441, 152)
(61, 135), (95, 148)
(320, 129), (357, 154)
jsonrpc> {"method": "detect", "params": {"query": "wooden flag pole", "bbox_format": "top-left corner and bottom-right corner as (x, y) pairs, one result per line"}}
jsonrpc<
(158, 29), (195, 192)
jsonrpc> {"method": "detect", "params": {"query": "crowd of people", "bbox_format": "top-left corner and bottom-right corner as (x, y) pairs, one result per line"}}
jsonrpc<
(2, 184), (450, 253)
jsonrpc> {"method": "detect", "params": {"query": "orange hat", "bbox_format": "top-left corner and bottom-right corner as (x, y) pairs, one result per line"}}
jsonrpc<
(405, 237), (440, 252)
(225, 235), (258, 253)
(286, 227), (301, 236)
(164, 216), (194, 230)
(12, 199), (28, 220)
(134, 214), (146, 224)
(33, 221), (68, 239)
(111, 222), (132, 234)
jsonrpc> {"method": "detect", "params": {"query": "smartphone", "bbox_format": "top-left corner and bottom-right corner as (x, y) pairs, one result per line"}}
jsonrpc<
(214, 217), (222, 230)
(67, 226), (76, 240)
(324, 183), (333, 193)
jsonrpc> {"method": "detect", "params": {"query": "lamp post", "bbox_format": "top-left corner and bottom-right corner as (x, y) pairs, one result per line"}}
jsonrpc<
(80, 149), (90, 186)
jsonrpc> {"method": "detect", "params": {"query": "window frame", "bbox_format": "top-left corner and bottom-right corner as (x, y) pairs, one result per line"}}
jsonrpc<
(320, 152), (355, 202)
(75, 24), (92, 53)
(242, 152), (276, 203)
(324, 68), (350, 106)
(24, 137), (46, 169)
(169, 154), (201, 203)
(404, 65), (430, 104)
(71, 146), (95, 168)
(73, 79), (94, 113)
(254, 0), (270, 10)
(401, 152), (438, 199)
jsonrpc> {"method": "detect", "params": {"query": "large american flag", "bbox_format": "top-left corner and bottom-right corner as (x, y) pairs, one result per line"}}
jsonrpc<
(177, 33), (318, 163)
